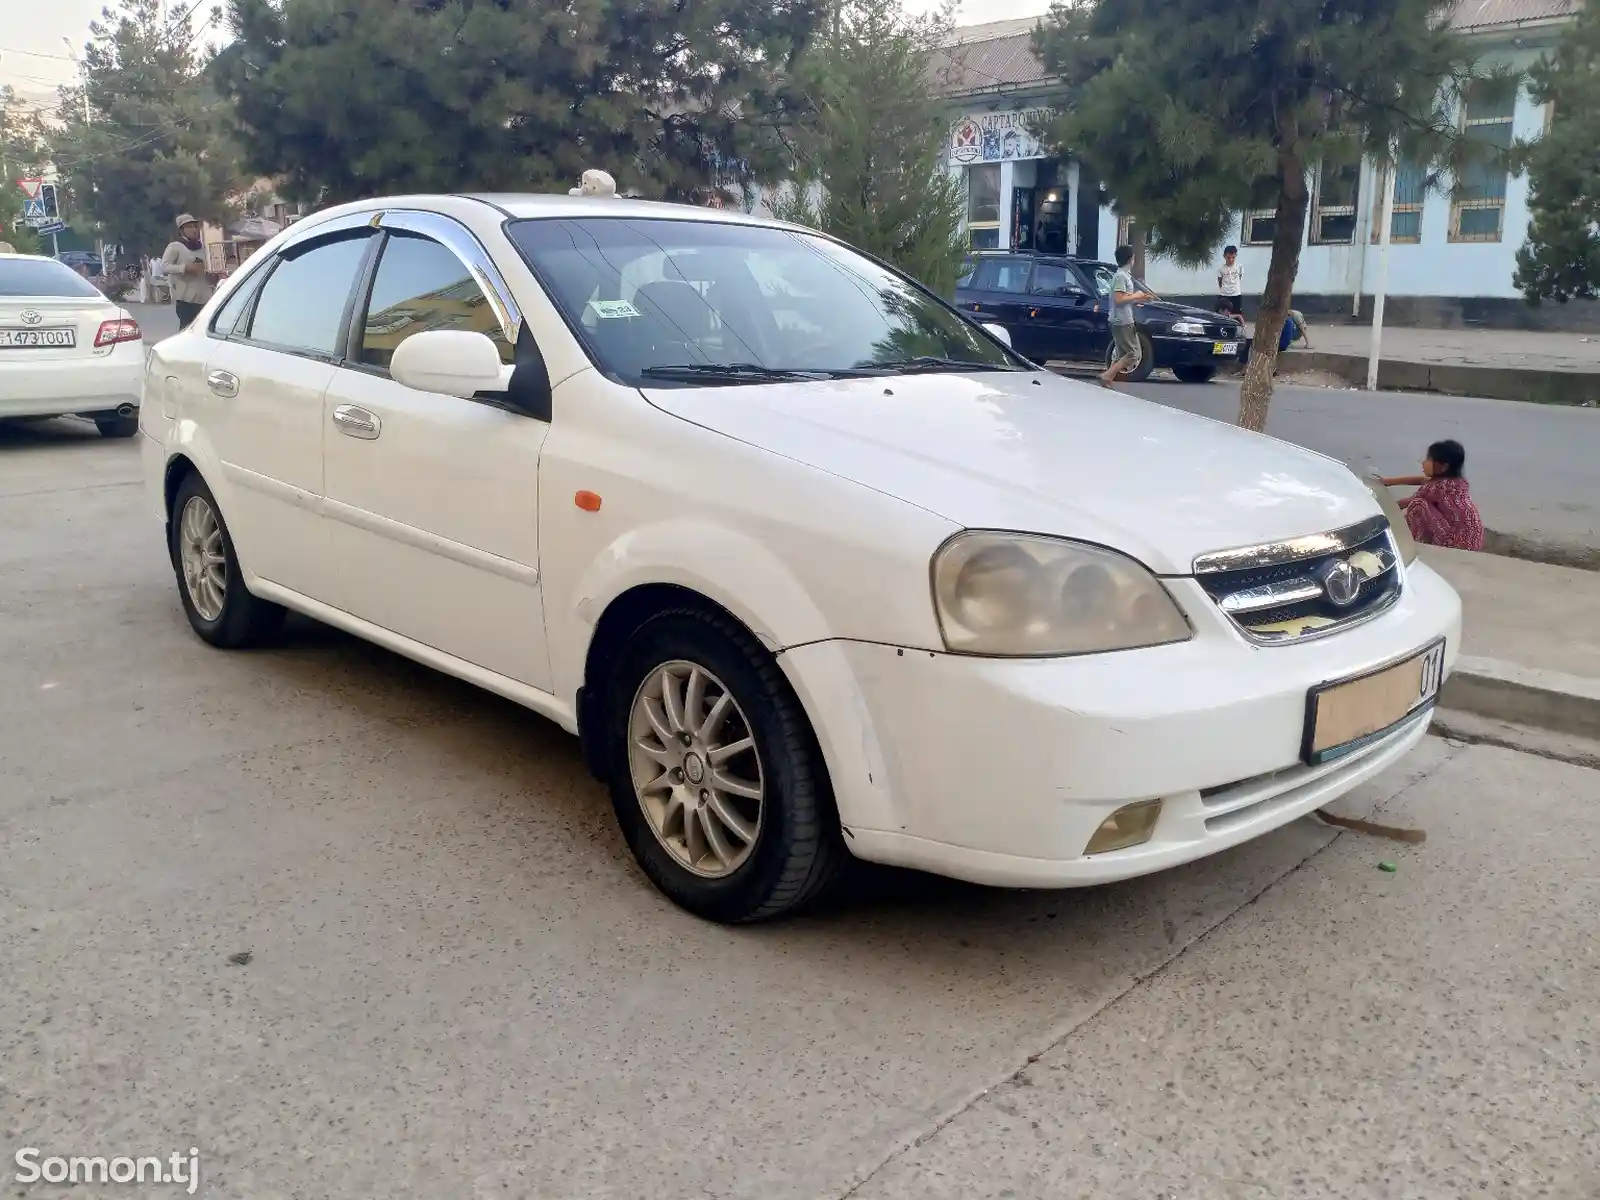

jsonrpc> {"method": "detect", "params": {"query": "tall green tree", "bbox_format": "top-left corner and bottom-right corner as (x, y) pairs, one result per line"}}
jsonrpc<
(1514, 5), (1600, 304)
(52, 0), (240, 261)
(214, 0), (822, 206)
(769, 0), (968, 296)
(1034, 0), (1476, 430)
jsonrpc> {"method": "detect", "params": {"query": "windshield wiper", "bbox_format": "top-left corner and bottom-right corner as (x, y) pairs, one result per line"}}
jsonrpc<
(873, 356), (1016, 374)
(639, 362), (830, 384)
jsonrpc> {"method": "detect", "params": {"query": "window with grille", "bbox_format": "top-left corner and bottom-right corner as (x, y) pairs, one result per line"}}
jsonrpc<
(1310, 157), (1361, 244)
(1451, 78), (1516, 243)
(1372, 158), (1427, 243)
(1243, 211), (1277, 245)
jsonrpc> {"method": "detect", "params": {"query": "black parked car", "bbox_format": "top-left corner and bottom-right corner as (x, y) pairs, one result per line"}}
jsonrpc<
(954, 251), (1249, 383)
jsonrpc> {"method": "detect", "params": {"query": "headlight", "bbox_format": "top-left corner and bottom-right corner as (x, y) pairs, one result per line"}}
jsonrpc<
(1170, 321), (1207, 335)
(931, 532), (1192, 656)
(1364, 475), (1419, 564)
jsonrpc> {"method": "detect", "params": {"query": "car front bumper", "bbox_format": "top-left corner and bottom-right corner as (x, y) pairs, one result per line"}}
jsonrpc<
(782, 560), (1461, 888)
(0, 345), (143, 419)
(1149, 332), (1250, 368)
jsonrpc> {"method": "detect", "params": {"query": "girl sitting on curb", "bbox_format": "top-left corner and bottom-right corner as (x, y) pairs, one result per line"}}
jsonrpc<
(1381, 439), (1485, 551)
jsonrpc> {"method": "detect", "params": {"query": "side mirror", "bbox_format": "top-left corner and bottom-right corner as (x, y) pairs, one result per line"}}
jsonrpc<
(390, 330), (505, 400)
(980, 322), (1012, 348)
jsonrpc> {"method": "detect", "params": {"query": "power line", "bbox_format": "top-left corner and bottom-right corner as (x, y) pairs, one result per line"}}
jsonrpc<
(0, 46), (76, 62)
(166, 0), (212, 35)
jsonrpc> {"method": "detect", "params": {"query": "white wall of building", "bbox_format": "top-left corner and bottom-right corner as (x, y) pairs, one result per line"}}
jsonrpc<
(1138, 70), (1546, 301)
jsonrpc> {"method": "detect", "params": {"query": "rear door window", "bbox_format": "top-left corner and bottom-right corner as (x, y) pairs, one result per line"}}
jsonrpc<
(969, 257), (1033, 294)
(245, 234), (373, 357)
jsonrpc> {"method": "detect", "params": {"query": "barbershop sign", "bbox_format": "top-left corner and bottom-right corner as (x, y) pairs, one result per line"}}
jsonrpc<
(948, 108), (1055, 165)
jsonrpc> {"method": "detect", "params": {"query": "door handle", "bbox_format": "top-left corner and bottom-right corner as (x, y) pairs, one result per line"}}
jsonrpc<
(332, 404), (381, 440)
(206, 370), (238, 398)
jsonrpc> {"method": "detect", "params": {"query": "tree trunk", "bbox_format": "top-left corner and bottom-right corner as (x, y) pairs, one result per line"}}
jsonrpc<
(1237, 142), (1309, 433)
(1131, 221), (1147, 279)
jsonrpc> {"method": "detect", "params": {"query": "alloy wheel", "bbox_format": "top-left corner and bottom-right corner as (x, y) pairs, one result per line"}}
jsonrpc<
(628, 660), (765, 878)
(179, 495), (227, 622)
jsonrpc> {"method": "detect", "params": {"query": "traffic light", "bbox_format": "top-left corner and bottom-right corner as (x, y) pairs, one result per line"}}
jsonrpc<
(40, 184), (59, 220)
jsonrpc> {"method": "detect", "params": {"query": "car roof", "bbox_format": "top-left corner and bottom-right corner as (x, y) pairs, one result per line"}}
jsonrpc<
(462, 193), (790, 228)
(279, 191), (817, 248)
(963, 251), (1112, 269)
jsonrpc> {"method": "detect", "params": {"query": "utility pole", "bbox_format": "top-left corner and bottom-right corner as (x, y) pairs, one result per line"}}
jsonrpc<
(62, 38), (107, 269)
(1366, 150), (1397, 392)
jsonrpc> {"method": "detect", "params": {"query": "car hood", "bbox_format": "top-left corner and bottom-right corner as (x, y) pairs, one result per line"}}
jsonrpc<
(641, 370), (1380, 575)
(1137, 298), (1225, 323)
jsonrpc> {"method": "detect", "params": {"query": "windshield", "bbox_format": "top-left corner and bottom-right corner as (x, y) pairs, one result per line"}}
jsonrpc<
(505, 217), (1025, 386)
(1082, 262), (1156, 300)
(0, 258), (102, 299)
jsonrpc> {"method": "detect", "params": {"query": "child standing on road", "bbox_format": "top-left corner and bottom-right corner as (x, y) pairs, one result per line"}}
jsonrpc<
(1380, 439), (1485, 551)
(1216, 245), (1243, 323)
(1099, 244), (1155, 387)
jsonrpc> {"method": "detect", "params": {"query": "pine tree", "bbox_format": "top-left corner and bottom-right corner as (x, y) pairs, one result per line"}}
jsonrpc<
(1514, 4), (1600, 304)
(214, 0), (823, 206)
(769, 0), (968, 296)
(52, 0), (240, 261)
(1034, 0), (1476, 431)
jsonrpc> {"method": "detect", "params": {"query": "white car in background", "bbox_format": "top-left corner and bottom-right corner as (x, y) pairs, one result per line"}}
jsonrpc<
(1, 253), (142, 437)
(139, 192), (1462, 923)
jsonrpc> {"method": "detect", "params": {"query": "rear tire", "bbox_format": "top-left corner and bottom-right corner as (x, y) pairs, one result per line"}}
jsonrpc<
(1173, 365), (1217, 384)
(95, 414), (139, 438)
(169, 473), (285, 648)
(603, 607), (844, 923)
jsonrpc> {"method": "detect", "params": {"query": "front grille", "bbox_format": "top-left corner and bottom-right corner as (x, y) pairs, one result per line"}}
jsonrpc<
(1194, 515), (1402, 644)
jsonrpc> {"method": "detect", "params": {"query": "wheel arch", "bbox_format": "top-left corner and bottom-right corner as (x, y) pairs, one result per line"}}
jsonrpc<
(577, 583), (775, 780)
(163, 452), (200, 523)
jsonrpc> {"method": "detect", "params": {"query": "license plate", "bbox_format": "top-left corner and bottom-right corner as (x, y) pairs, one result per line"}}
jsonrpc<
(0, 327), (75, 349)
(1303, 639), (1446, 764)
(1213, 341), (1238, 355)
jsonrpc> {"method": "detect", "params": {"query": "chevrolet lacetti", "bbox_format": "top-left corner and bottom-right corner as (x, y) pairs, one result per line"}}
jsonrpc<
(139, 190), (1462, 922)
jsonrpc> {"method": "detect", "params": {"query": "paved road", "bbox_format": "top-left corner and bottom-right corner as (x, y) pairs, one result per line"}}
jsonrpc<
(2, 423), (1596, 1198)
(1117, 375), (1599, 565)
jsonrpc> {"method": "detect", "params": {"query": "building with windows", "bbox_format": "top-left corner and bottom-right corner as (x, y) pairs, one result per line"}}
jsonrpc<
(940, 1), (1582, 327)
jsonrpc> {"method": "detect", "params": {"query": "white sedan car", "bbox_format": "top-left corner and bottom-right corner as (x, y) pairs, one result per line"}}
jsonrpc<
(140, 192), (1461, 922)
(1, 253), (142, 436)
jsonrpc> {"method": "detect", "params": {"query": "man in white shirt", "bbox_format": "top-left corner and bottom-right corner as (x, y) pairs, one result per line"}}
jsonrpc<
(1216, 244), (1243, 323)
(161, 213), (217, 330)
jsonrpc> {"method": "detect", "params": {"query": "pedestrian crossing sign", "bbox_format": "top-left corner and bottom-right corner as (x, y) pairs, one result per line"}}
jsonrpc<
(23, 197), (46, 219)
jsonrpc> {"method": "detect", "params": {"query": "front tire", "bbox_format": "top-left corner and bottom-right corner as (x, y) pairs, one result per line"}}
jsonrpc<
(1173, 365), (1217, 384)
(95, 414), (139, 438)
(1107, 331), (1156, 382)
(603, 607), (844, 923)
(169, 474), (285, 648)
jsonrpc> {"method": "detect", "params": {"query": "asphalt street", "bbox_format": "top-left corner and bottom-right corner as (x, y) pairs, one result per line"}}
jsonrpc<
(1117, 374), (1598, 567)
(2, 414), (1596, 1198)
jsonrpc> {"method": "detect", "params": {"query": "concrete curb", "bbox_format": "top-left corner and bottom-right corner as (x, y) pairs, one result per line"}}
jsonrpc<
(1279, 350), (1600, 406)
(1441, 654), (1600, 740)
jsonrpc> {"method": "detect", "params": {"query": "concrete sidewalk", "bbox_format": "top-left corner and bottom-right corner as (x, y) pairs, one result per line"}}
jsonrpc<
(1423, 546), (1600, 746)
(1281, 325), (1600, 405)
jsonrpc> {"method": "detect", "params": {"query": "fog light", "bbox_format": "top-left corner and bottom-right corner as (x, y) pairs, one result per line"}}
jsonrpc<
(1083, 799), (1163, 855)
